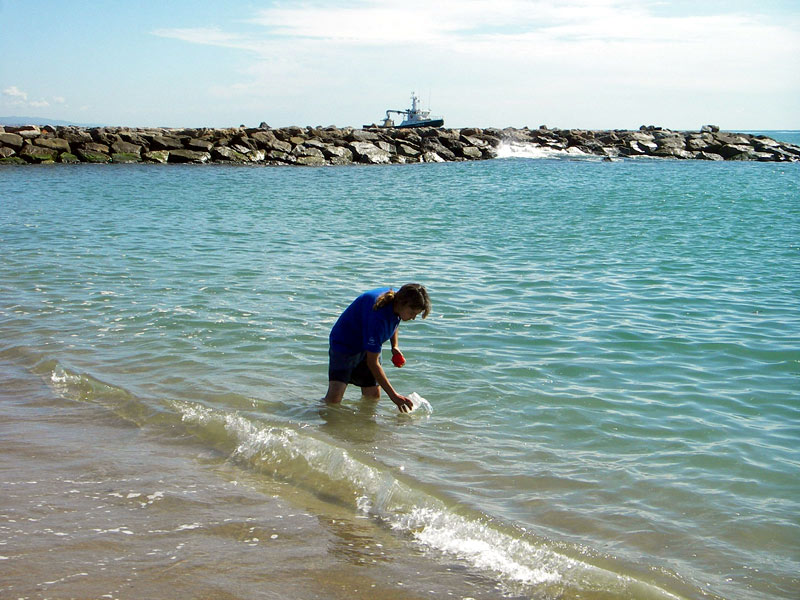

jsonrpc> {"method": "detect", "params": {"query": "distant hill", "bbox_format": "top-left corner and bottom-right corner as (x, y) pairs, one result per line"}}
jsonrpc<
(0, 116), (100, 127)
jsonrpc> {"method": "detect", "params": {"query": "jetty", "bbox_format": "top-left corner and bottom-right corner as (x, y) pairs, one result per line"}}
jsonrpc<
(1, 124), (798, 166)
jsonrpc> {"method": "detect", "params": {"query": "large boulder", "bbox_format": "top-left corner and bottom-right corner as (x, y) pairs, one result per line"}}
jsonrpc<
(312, 127), (346, 142)
(765, 147), (800, 161)
(149, 135), (184, 150)
(322, 145), (353, 164)
(0, 156), (27, 165)
(15, 125), (41, 139)
(230, 143), (253, 156)
(118, 130), (150, 146)
(295, 155), (327, 166)
(421, 138), (456, 161)
(459, 127), (483, 137)
(422, 151), (446, 163)
(394, 130), (423, 144)
(212, 146), (248, 162)
(626, 141), (648, 155)
(461, 135), (490, 149)
(397, 143), (421, 158)
(34, 137), (71, 152)
(236, 149), (264, 162)
(376, 140), (396, 154)
(81, 142), (110, 154)
(185, 138), (213, 152)
(143, 150), (170, 163)
(303, 138), (329, 152)
(292, 144), (325, 158)
(718, 144), (754, 159)
(349, 141), (391, 164)
(727, 150), (758, 161)
(268, 139), (292, 153)
(348, 129), (381, 142)
(322, 146), (353, 165)
(167, 149), (211, 163)
(111, 140), (142, 155)
(267, 150), (296, 164)
(710, 133), (751, 148)
(91, 129), (121, 146)
(59, 129), (94, 145)
(77, 148), (111, 163)
(686, 134), (714, 151)
(461, 146), (483, 159)
(635, 139), (658, 154)
(59, 153), (80, 164)
(19, 144), (59, 162)
(250, 130), (279, 149)
(231, 135), (258, 152)
(0, 132), (24, 149)
(654, 136), (689, 158)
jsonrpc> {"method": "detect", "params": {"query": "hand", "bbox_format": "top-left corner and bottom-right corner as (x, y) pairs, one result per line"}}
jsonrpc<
(391, 394), (414, 413)
(391, 347), (406, 367)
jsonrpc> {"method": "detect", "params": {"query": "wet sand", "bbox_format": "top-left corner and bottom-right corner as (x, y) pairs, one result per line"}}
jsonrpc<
(0, 362), (505, 600)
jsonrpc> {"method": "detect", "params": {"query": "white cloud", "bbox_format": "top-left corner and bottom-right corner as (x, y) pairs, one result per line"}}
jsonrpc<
(150, 0), (800, 128)
(3, 85), (29, 102)
(2, 86), (60, 110)
(152, 26), (252, 48)
(154, 1), (799, 81)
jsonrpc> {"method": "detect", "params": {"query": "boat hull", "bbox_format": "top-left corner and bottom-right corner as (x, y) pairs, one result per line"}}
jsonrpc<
(397, 118), (444, 129)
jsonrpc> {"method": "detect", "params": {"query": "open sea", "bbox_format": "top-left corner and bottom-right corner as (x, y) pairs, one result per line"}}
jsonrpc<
(1, 131), (798, 600)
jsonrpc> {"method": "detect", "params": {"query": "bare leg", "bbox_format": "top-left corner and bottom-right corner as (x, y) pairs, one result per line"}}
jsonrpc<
(323, 381), (347, 404)
(360, 385), (380, 401)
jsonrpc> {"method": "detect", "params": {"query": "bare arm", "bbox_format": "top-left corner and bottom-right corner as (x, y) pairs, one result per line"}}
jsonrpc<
(365, 351), (412, 412)
(390, 328), (406, 367)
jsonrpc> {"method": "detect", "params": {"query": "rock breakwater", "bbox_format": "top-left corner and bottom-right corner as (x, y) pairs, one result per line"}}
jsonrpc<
(1, 124), (797, 166)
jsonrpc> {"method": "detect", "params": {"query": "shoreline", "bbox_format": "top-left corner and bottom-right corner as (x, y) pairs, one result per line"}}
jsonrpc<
(0, 359), (507, 600)
(2, 123), (799, 166)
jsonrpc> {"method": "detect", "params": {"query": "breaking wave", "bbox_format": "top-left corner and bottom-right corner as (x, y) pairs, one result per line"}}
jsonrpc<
(495, 140), (594, 160)
(43, 360), (693, 599)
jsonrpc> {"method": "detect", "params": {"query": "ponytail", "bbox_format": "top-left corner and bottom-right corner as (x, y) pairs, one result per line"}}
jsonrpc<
(373, 289), (396, 310)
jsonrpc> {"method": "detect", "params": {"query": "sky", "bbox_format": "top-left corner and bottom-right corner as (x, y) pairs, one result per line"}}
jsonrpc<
(1, 0), (798, 130)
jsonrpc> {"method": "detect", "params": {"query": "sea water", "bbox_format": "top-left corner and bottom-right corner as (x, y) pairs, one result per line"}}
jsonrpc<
(1, 137), (798, 600)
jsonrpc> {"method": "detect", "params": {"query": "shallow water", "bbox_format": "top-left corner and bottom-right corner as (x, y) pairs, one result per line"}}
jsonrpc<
(1, 148), (799, 599)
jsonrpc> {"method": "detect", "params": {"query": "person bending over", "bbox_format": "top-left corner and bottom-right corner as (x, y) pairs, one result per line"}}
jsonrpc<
(323, 284), (431, 413)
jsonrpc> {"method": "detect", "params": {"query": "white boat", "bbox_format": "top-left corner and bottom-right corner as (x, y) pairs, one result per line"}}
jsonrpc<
(375, 92), (444, 129)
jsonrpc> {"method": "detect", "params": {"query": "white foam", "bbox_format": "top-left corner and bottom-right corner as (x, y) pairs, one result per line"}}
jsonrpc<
(50, 367), (80, 386)
(495, 140), (591, 159)
(171, 401), (681, 598)
(391, 506), (562, 586)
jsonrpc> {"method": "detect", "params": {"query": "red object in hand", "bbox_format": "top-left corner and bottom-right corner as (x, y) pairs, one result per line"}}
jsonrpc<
(391, 350), (406, 367)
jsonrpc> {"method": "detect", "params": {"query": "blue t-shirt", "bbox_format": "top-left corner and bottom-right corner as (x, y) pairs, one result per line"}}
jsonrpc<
(329, 287), (400, 355)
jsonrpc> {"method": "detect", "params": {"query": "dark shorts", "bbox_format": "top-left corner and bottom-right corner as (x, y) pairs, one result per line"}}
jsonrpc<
(328, 349), (379, 388)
